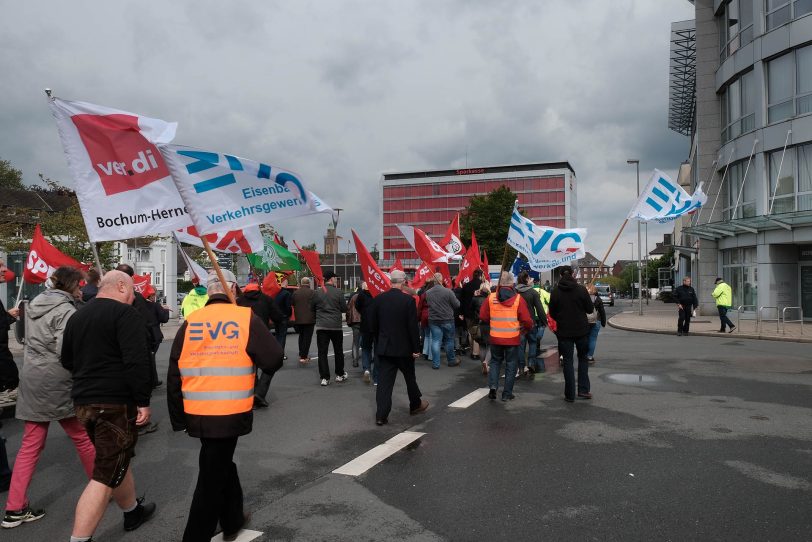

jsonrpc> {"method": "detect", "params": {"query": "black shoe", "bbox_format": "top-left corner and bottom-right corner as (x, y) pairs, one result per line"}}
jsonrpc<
(677, 331), (683, 336)
(375, 418), (388, 426)
(728, 326), (735, 333)
(717, 329), (726, 333)
(564, 397), (575, 403)
(683, 331), (689, 336)
(577, 392), (593, 400)
(501, 394), (515, 401)
(488, 389), (497, 400)
(223, 512), (251, 541)
(253, 396), (269, 409)
(123, 498), (156, 531)
(152, 380), (163, 389)
(352, 360), (359, 367)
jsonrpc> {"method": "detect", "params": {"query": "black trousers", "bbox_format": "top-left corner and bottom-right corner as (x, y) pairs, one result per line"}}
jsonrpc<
(375, 355), (422, 420)
(255, 369), (274, 401)
(317, 329), (344, 380)
(718, 306), (735, 331)
(0, 331), (18, 391)
(678, 308), (692, 333)
(275, 319), (288, 351)
(558, 335), (590, 400)
(295, 324), (315, 359)
(183, 437), (243, 542)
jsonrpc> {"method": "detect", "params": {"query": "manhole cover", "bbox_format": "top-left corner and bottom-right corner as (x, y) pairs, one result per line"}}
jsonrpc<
(605, 373), (660, 385)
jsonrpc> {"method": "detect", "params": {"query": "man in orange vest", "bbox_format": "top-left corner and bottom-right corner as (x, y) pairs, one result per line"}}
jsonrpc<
(479, 272), (534, 401)
(168, 269), (283, 542)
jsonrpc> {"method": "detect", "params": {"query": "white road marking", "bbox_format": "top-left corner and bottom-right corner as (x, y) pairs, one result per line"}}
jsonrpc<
(449, 388), (490, 408)
(333, 431), (425, 476)
(211, 529), (263, 541)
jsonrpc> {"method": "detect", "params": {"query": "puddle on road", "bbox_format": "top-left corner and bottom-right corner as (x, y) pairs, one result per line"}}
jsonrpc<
(604, 373), (661, 385)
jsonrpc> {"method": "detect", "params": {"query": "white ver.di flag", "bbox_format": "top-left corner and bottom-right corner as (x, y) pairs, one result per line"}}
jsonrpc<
(160, 144), (332, 235)
(506, 202), (587, 271)
(48, 97), (192, 241)
(627, 169), (707, 224)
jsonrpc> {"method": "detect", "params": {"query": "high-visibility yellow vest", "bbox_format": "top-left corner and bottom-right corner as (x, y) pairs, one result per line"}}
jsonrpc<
(178, 304), (254, 416)
(488, 293), (521, 340)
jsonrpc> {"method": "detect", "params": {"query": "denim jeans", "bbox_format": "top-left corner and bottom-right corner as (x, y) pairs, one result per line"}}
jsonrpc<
(559, 335), (590, 400)
(421, 325), (431, 356)
(429, 320), (456, 368)
(519, 325), (540, 369)
(587, 323), (601, 358)
(488, 344), (519, 399)
(360, 332), (379, 384)
(350, 324), (361, 361)
(718, 306), (735, 331)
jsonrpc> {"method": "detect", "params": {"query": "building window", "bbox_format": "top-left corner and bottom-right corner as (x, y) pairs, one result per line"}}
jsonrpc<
(720, 0), (754, 62)
(766, 0), (812, 32)
(154, 271), (162, 285)
(767, 44), (812, 123)
(721, 70), (755, 142)
(725, 160), (757, 219)
(769, 143), (812, 213)
(722, 247), (758, 309)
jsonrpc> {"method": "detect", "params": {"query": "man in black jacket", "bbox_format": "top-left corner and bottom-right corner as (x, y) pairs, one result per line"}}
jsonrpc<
(548, 266), (594, 403)
(460, 269), (484, 360)
(61, 270), (156, 540)
(167, 269), (282, 542)
(674, 276), (699, 336)
(237, 282), (285, 408)
(368, 270), (428, 426)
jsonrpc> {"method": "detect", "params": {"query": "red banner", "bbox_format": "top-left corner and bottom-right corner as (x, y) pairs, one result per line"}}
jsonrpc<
(352, 230), (390, 297)
(132, 273), (152, 294)
(262, 272), (281, 298)
(482, 249), (489, 276)
(410, 262), (433, 289)
(388, 258), (404, 273)
(294, 240), (324, 286)
(23, 224), (88, 284)
(455, 229), (481, 286)
(440, 214), (465, 256)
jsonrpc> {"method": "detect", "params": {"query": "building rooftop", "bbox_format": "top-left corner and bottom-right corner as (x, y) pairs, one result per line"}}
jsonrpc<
(382, 161), (575, 182)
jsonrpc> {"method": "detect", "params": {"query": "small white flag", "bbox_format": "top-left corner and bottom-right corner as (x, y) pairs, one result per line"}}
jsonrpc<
(627, 169), (707, 224)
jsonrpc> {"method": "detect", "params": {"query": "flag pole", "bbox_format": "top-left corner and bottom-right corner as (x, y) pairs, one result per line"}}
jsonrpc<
(89, 242), (103, 275)
(14, 278), (25, 307)
(594, 218), (629, 283)
(201, 238), (235, 304)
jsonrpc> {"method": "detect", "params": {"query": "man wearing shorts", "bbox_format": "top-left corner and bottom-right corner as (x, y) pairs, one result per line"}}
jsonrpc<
(61, 270), (156, 541)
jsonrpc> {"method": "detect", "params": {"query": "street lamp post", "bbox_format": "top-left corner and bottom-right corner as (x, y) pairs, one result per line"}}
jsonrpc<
(331, 208), (343, 274)
(627, 159), (643, 316)
(628, 241), (634, 298)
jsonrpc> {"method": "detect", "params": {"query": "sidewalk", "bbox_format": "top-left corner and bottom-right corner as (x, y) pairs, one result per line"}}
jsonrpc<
(609, 302), (810, 343)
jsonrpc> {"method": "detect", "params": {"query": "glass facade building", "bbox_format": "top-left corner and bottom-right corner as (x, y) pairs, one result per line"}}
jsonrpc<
(380, 163), (577, 265)
(671, 1), (812, 320)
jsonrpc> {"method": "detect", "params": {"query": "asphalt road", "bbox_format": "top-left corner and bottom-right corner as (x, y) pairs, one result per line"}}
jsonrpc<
(1, 299), (811, 541)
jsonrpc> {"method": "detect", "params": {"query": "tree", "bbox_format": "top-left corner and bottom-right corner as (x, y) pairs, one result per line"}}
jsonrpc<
(459, 185), (518, 266)
(0, 158), (25, 190)
(0, 175), (118, 268)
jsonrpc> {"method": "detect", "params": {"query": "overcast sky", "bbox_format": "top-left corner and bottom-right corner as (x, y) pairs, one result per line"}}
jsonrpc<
(0, 0), (694, 264)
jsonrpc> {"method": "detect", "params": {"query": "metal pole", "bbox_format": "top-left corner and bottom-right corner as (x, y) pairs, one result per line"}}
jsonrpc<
(332, 208), (343, 273)
(633, 161), (643, 315)
(645, 222), (649, 305)
(768, 130), (792, 215)
(733, 139), (759, 218)
(628, 241), (634, 298)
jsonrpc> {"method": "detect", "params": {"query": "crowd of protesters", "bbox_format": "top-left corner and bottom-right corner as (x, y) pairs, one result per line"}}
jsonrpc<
(0, 254), (609, 540)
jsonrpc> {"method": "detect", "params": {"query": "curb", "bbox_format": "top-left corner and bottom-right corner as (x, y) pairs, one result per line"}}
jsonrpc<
(608, 315), (812, 344)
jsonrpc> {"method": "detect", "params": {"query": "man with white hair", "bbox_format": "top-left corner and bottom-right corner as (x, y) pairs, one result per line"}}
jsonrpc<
(479, 271), (533, 401)
(367, 270), (428, 425)
(61, 270), (156, 540)
(424, 272), (460, 369)
(168, 268), (282, 541)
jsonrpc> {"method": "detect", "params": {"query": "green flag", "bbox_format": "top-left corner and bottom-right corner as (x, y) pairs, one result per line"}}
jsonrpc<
(247, 238), (302, 271)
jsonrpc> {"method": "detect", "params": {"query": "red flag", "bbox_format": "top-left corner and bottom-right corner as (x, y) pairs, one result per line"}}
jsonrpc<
(396, 224), (452, 264)
(434, 262), (452, 288)
(455, 230), (482, 286)
(175, 225), (263, 254)
(293, 240), (324, 286)
(262, 272), (281, 298)
(410, 262), (433, 290)
(132, 273), (152, 294)
(482, 249), (489, 276)
(23, 224), (88, 284)
(352, 230), (390, 297)
(388, 258), (404, 273)
(440, 214), (465, 256)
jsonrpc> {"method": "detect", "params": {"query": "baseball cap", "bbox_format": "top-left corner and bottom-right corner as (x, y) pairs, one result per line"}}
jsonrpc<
(208, 268), (237, 284)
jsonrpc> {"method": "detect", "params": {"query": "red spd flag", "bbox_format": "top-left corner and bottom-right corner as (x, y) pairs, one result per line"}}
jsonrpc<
(24, 225), (88, 284)
(388, 258), (404, 273)
(410, 262), (433, 289)
(440, 214), (466, 256)
(294, 240), (324, 286)
(132, 273), (152, 294)
(482, 250), (489, 275)
(455, 229), (482, 286)
(175, 225), (263, 254)
(352, 230), (390, 297)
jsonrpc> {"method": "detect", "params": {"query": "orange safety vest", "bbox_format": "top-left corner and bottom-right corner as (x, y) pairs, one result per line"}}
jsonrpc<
(488, 292), (521, 340)
(178, 304), (255, 416)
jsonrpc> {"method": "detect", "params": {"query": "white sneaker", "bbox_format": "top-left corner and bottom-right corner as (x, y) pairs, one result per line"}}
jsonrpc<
(362, 370), (371, 383)
(320, 378), (329, 387)
(335, 372), (348, 383)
